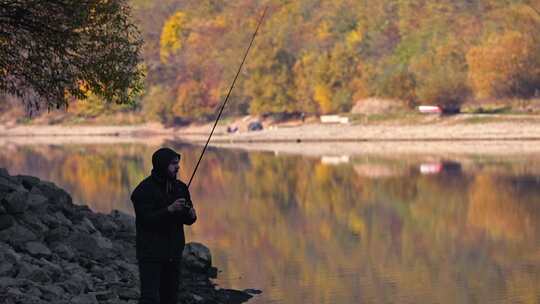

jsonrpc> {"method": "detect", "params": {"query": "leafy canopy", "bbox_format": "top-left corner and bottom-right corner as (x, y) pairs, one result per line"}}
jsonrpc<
(0, 0), (144, 110)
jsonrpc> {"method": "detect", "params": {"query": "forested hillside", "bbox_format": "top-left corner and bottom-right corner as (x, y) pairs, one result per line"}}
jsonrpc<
(132, 0), (539, 123)
(3, 0), (539, 123)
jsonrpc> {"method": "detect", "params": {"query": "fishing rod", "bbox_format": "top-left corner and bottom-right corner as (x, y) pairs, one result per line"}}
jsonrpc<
(187, 6), (268, 189)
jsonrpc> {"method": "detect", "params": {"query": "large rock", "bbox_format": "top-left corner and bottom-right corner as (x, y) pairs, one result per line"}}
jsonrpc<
(0, 175), (25, 193)
(71, 294), (98, 304)
(32, 181), (72, 206)
(2, 190), (29, 214)
(25, 241), (52, 257)
(0, 223), (38, 247)
(183, 242), (212, 271)
(16, 175), (41, 191)
(26, 193), (49, 212)
(68, 232), (113, 259)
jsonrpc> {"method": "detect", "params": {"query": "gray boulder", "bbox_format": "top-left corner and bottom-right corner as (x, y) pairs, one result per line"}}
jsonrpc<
(0, 223), (38, 246)
(183, 242), (212, 271)
(71, 294), (99, 304)
(25, 241), (52, 257)
(68, 232), (113, 259)
(3, 190), (29, 214)
(16, 175), (41, 190)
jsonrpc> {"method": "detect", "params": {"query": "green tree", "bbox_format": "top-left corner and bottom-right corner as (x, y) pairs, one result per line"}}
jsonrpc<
(0, 0), (144, 110)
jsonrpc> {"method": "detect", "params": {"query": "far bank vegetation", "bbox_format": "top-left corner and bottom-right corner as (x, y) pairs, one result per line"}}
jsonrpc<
(2, 0), (539, 124)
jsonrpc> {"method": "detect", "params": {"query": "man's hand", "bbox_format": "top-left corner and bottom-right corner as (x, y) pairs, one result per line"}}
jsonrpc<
(167, 198), (186, 213)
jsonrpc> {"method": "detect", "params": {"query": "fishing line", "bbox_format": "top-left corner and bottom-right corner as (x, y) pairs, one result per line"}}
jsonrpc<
(187, 6), (268, 189)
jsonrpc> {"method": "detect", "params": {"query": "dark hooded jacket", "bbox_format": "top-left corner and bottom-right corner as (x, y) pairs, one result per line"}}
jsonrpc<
(131, 148), (196, 261)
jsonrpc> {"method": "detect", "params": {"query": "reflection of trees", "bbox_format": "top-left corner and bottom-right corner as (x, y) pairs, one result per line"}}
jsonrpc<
(1, 146), (540, 303)
(197, 154), (540, 303)
(468, 174), (540, 241)
(0, 145), (152, 213)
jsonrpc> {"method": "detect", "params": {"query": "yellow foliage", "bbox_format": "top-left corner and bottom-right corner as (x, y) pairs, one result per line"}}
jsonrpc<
(467, 30), (538, 98)
(160, 11), (190, 63)
(316, 21), (331, 41)
(314, 84), (333, 114)
(345, 28), (363, 48)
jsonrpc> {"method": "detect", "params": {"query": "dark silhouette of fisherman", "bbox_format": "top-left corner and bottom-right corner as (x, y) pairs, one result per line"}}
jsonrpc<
(131, 147), (197, 304)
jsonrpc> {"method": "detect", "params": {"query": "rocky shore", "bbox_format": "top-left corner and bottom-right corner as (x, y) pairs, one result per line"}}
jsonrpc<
(0, 168), (255, 304)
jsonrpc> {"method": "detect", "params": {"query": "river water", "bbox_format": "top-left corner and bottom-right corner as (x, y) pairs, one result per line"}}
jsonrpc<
(0, 142), (539, 304)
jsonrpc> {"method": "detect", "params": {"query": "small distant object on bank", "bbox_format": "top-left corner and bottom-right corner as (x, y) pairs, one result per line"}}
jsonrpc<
(247, 121), (263, 131)
(418, 105), (460, 115)
(320, 115), (349, 124)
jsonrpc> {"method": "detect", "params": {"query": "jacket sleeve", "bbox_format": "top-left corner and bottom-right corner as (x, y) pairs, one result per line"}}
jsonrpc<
(172, 185), (197, 226)
(131, 187), (172, 227)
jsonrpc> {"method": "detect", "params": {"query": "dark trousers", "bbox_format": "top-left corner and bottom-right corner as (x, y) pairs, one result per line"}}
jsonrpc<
(138, 260), (181, 304)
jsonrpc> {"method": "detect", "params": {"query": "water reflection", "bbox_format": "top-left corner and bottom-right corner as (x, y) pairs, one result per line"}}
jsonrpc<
(0, 143), (539, 303)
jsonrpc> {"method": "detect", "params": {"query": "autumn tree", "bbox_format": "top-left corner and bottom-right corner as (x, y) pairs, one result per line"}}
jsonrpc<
(0, 0), (144, 110)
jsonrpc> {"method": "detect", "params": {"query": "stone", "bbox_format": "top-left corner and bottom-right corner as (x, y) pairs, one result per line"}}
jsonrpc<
(45, 226), (71, 245)
(0, 176), (25, 193)
(53, 211), (73, 226)
(2, 190), (29, 214)
(20, 213), (49, 233)
(34, 181), (72, 206)
(25, 241), (52, 257)
(0, 167), (9, 177)
(17, 262), (51, 283)
(183, 242), (212, 271)
(0, 223), (38, 246)
(52, 243), (75, 260)
(110, 210), (135, 232)
(27, 193), (49, 211)
(71, 294), (98, 304)
(69, 232), (112, 259)
(0, 261), (15, 276)
(0, 214), (15, 230)
(78, 217), (97, 234)
(37, 284), (65, 301)
(93, 216), (118, 234)
(16, 175), (41, 190)
(0, 277), (19, 289)
(1, 244), (21, 263)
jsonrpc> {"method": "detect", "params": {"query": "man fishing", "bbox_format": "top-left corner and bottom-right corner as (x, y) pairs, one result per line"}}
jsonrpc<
(131, 147), (197, 304)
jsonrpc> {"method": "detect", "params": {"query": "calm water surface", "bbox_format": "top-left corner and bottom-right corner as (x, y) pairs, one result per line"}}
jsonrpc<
(0, 142), (539, 304)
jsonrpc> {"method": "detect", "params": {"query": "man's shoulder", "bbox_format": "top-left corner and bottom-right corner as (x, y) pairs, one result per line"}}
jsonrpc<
(131, 176), (155, 197)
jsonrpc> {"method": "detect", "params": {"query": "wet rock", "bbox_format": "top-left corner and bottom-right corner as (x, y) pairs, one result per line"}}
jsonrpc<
(25, 241), (52, 257)
(2, 190), (29, 214)
(183, 242), (212, 271)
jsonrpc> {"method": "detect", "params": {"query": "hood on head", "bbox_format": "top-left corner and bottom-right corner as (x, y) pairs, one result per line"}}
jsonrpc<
(151, 147), (180, 179)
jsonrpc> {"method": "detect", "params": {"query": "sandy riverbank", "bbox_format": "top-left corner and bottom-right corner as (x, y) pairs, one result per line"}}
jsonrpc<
(2, 117), (540, 155)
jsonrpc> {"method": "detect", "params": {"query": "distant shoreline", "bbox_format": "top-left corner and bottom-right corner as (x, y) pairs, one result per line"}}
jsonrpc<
(2, 117), (540, 156)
